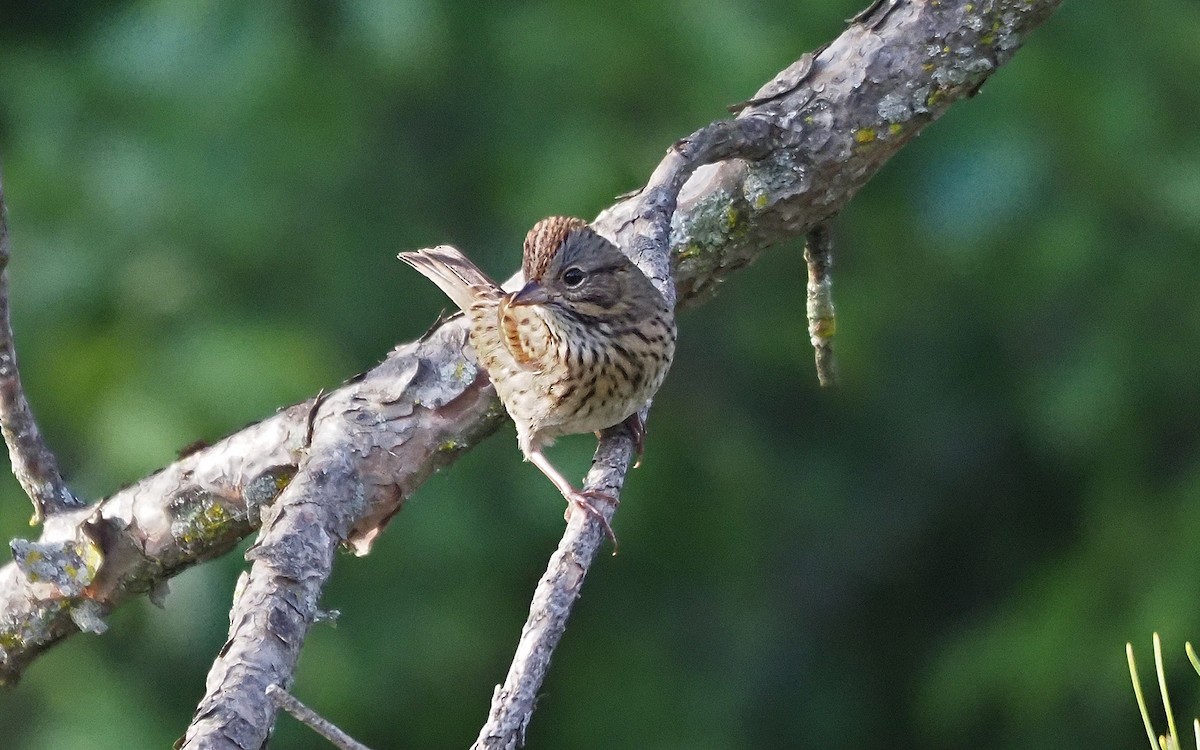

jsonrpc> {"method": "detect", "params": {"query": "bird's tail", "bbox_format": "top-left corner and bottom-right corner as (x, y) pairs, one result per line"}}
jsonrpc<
(398, 245), (500, 312)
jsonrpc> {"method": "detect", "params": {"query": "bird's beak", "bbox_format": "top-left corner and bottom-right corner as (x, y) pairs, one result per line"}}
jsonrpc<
(510, 280), (551, 306)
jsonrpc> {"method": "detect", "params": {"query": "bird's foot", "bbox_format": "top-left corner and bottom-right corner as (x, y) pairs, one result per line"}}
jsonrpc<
(566, 489), (620, 555)
(528, 448), (621, 554)
(594, 413), (646, 469)
(622, 413), (646, 468)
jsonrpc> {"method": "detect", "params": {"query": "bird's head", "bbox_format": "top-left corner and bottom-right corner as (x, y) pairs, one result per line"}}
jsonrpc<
(510, 216), (663, 321)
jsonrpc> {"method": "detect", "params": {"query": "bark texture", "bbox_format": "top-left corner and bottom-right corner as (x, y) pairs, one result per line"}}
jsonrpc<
(179, 401), (367, 749)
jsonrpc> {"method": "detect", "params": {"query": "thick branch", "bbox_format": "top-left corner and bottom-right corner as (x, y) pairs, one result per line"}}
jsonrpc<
(0, 169), (80, 524)
(0, 321), (502, 684)
(0, 0), (1062, 686)
(179, 393), (368, 748)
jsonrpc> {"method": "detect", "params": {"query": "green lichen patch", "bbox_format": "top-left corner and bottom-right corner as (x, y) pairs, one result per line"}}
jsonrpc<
(810, 316), (838, 338)
(854, 128), (877, 144)
(168, 489), (249, 557)
(0, 598), (71, 683)
(451, 358), (474, 384)
(742, 149), (813, 213)
(878, 90), (914, 126)
(10, 534), (104, 598)
(671, 187), (740, 262)
(243, 465), (297, 514)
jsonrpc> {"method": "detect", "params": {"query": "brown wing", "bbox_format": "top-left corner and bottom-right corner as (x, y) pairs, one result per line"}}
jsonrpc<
(496, 294), (553, 372)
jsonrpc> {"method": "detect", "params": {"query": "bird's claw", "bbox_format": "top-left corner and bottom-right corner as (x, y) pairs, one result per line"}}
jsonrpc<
(596, 414), (647, 469)
(567, 489), (620, 555)
(622, 413), (646, 468)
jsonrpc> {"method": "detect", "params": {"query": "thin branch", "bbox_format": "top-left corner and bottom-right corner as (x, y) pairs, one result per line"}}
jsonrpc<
(471, 435), (633, 750)
(0, 168), (81, 525)
(0, 0), (1064, 687)
(471, 117), (780, 750)
(267, 685), (373, 750)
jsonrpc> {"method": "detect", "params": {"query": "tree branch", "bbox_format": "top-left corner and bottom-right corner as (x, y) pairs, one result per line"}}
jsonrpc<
(477, 0), (1061, 742)
(178, 387), (368, 749)
(0, 0), (1062, 692)
(267, 684), (372, 750)
(472, 115), (780, 749)
(0, 168), (81, 525)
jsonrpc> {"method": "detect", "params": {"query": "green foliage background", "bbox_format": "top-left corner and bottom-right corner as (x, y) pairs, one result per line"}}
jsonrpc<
(1, 1), (1198, 747)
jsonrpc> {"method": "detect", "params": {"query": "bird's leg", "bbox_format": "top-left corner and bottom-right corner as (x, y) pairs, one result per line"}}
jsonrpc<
(527, 450), (619, 553)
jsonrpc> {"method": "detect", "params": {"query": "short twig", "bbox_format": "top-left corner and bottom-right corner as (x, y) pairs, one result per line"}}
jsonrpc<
(0, 165), (81, 524)
(267, 684), (373, 750)
(804, 224), (838, 387)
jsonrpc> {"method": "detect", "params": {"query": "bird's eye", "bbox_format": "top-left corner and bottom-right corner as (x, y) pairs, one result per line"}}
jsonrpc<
(562, 267), (586, 288)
